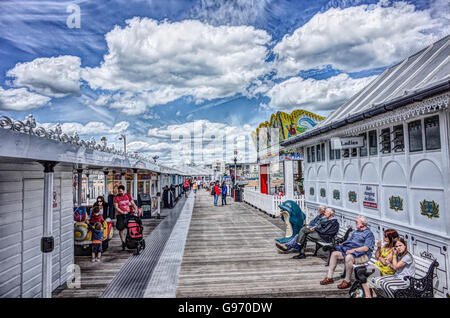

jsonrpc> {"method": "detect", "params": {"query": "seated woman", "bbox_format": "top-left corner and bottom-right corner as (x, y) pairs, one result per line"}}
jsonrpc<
(361, 229), (399, 298)
(370, 237), (415, 298)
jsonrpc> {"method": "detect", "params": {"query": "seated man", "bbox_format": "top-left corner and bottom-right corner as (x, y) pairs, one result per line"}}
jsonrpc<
(285, 208), (339, 259)
(320, 215), (375, 289)
(276, 205), (326, 253)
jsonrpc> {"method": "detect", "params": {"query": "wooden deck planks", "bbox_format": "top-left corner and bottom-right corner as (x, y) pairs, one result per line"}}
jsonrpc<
(53, 216), (166, 298)
(176, 190), (348, 298)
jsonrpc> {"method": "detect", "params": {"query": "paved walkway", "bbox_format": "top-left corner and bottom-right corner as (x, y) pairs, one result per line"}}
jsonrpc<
(176, 190), (347, 298)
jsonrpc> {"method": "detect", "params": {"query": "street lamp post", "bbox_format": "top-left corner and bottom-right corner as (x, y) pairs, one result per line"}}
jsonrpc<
(233, 150), (238, 189)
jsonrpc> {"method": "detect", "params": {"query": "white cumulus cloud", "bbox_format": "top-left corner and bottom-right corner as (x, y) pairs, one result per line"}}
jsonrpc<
(144, 120), (256, 164)
(40, 121), (130, 136)
(6, 55), (81, 98)
(265, 73), (376, 111)
(82, 17), (271, 114)
(274, 1), (447, 77)
(0, 87), (51, 111)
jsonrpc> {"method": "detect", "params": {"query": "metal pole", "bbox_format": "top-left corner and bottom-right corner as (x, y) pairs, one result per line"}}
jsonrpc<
(77, 169), (83, 206)
(41, 161), (57, 298)
(121, 171), (127, 192)
(103, 170), (109, 197)
(133, 168), (138, 200)
(143, 178), (147, 194)
(85, 172), (90, 205)
(103, 170), (109, 200)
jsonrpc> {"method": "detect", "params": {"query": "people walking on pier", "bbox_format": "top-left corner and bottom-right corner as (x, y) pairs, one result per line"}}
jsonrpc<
(114, 185), (137, 251)
(276, 205), (326, 253)
(193, 182), (198, 194)
(221, 181), (227, 205)
(213, 181), (220, 206)
(184, 179), (190, 198)
(320, 215), (375, 289)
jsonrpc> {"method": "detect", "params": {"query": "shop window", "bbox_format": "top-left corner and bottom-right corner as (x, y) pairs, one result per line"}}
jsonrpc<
(329, 141), (334, 160)
(392, 125), (404, 152)
(425, 115), (441, 150)
(317, 144), (321, 162)
(369, 130), (377, 155)
(380, 128), (391, 154)
(408, 120), (423, 152)
(335, 149), (341, 160)
(311, 145), (315, 162)
(321, 143), (325, 161)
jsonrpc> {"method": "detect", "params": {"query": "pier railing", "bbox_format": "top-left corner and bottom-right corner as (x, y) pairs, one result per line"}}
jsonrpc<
(242, 188), (307, 217)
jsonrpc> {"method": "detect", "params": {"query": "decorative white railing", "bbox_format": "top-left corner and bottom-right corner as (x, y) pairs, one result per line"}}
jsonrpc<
(243, 188), (307, 218)
(0, 114), (154, 164)
(242, 188), (275, 215)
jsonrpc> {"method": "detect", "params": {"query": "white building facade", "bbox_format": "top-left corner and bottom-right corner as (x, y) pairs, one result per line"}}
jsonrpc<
(282, 35), (450, 297)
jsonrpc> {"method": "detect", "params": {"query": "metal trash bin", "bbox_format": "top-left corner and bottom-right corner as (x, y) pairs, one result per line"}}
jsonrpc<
(138, 193), (153, 219)
(233, 186), (242, 202)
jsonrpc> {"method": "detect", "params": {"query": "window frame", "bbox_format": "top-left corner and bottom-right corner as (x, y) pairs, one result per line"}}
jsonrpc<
(380, 127), (391, 154)
(368, 130), (377, 155)
(359, 132), (368, 157)
(424, 115), (441, 151)
(329, 141), (334, 160)
(408, 119), (423, 153)
(392, 124), (405, 153)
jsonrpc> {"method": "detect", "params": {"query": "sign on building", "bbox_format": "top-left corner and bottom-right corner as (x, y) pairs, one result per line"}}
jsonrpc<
(363, 185), (378, 209)
(331, 136), (364, 149)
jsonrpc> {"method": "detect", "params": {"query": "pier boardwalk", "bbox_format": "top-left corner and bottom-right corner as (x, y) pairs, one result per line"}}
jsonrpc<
(175, 189), (347, 298)
(53, 190), (347, 298)
(52, 213), (168, 298)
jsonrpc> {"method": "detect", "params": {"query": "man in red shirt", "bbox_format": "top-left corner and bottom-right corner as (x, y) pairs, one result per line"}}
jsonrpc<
(113, 185), (137, 250)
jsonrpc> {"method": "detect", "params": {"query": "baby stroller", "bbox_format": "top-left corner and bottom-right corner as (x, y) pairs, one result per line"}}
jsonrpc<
(125, 209), (145, 255)
(349, 264), (376, 298)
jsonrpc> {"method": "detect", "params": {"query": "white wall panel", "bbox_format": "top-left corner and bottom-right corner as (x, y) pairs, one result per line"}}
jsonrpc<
(0, 161), (74, 298)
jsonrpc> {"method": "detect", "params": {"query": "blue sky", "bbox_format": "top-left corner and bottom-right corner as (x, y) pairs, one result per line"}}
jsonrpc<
(0, 0), (448, 164)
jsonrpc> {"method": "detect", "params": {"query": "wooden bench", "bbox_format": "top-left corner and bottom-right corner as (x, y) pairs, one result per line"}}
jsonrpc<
(350, 252), (439, 298)
(311, 226), (354, 266)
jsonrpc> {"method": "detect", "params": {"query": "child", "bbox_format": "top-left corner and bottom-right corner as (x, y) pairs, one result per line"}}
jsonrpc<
(89, 206), (104, 225)
(86, 221), (104, 262)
